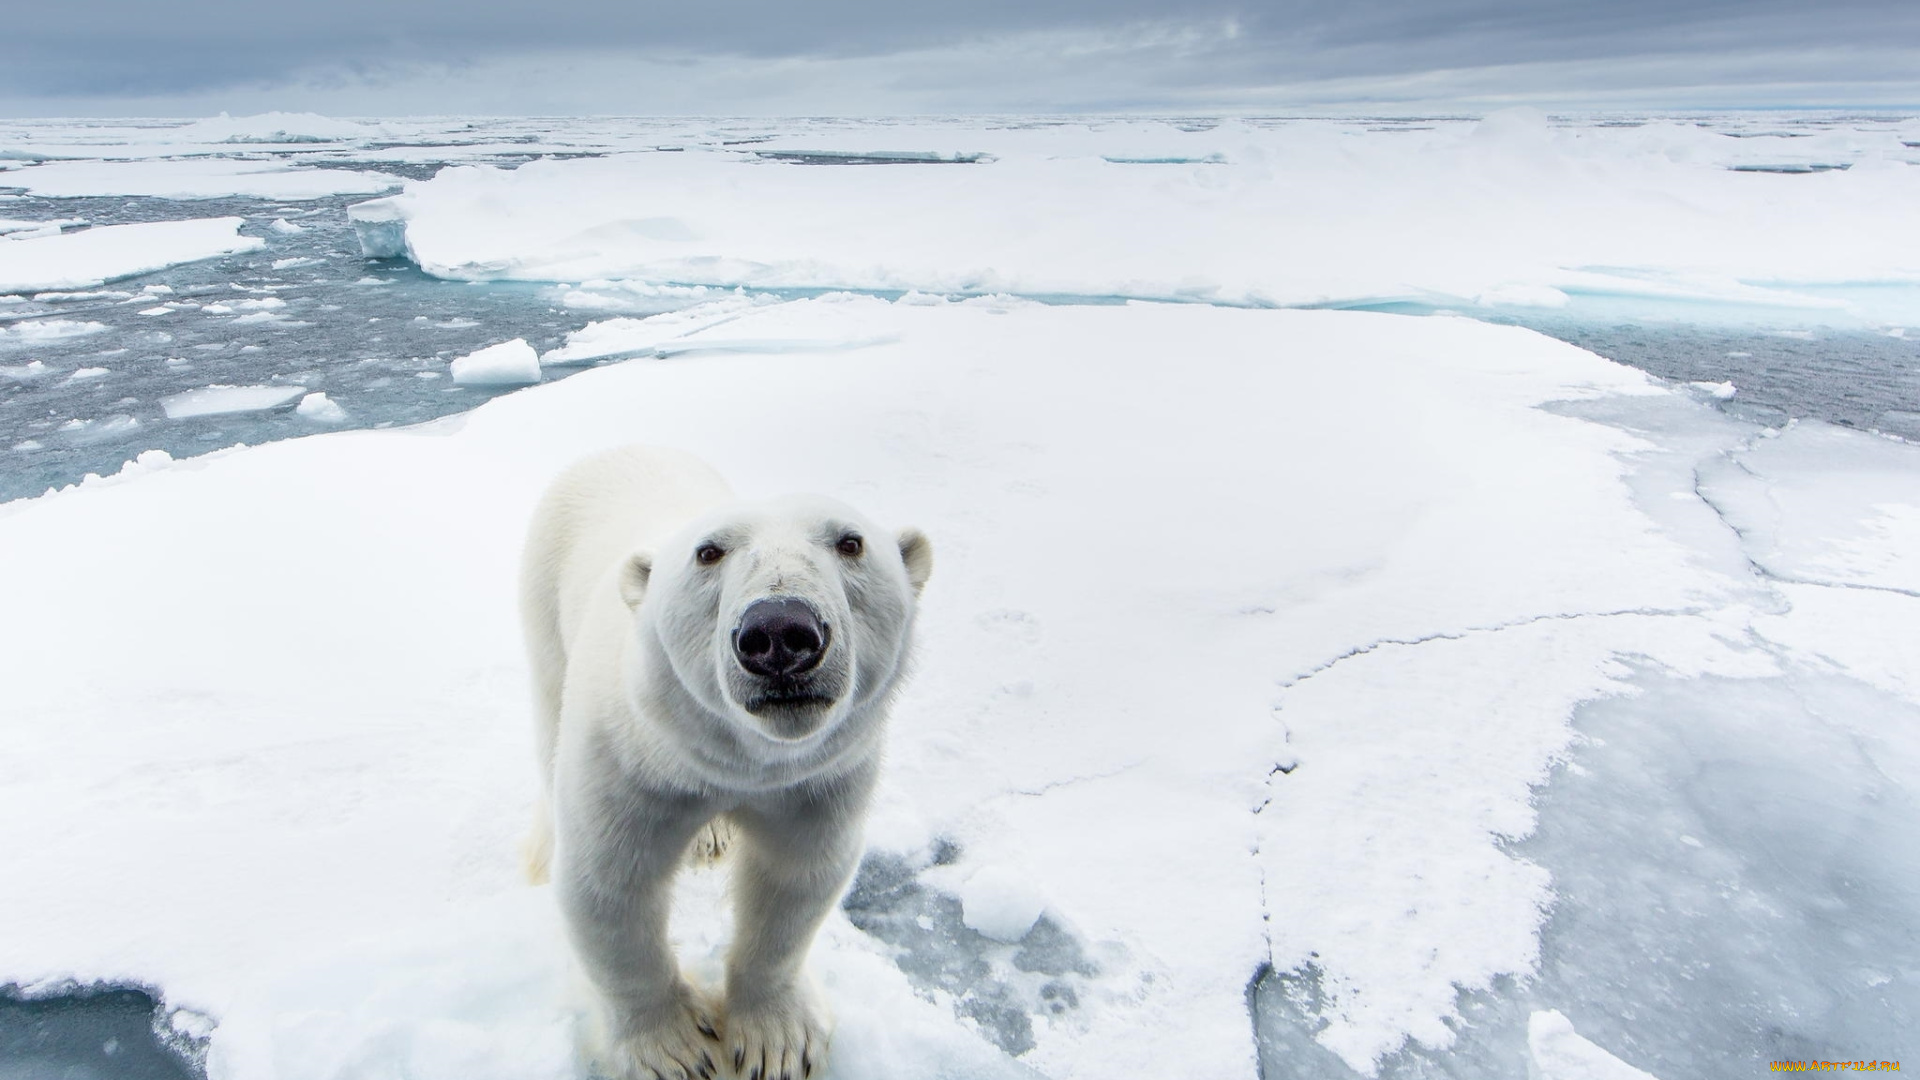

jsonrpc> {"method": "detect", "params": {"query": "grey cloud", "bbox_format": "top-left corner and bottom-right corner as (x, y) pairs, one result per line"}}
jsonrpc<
(4, 0), (1917, 105)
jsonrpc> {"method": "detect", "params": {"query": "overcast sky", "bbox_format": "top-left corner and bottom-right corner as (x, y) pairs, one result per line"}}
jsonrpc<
(5, 0), (1917, 116)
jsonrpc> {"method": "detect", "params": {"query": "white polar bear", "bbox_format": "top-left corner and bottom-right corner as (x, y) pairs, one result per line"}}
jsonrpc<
(520, 445), (932, 1080)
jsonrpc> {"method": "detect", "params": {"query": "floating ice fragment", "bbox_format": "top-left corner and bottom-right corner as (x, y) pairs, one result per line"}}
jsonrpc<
(160, 385), (306, 419)
(268, 218), (306, 235)
(295, 392), (348, 423)
(1688, 380), (1737, 400)
(271, 257), (318, 270)
(0, 318), (108, 343)
(1527, 1010), (1661, 1080)
(64, 366), (110, 382)
(10, 159), (398, 201)
(0, 218), (262, 293)
(0, 218), (80, 241)
(1, 359), (52, 382)
(450, 339), (541, 385)
(56, 413), (141, 444)
(346, 197), (409, 258)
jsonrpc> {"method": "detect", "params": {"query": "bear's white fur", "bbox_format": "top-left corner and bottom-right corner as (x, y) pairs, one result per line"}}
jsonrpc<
(520, 445), (932, 1080)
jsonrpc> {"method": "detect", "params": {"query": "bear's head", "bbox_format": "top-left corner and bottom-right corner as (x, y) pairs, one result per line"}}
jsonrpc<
(624, 495), (932, 744)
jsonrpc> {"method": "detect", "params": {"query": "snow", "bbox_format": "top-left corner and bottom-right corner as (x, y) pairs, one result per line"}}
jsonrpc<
(350, 116), (1920, 324)
(158, 384), (306, 419)
(0, 218), (263, 294)
(4, 294), (1915, 1077)
(935, 865), (1049, 945)
(8, 159), (400, 200)
(450, 338), (542, 385)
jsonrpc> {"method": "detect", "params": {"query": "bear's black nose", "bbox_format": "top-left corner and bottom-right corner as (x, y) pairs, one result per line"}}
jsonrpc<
(733, 598), (829, 678)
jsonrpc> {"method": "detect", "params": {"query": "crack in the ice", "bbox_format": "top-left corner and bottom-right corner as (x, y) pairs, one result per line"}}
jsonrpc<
(1691, 456), (1920, 600)
(1003, 761), (1144, 799)
(1275, 606), (1711, 692)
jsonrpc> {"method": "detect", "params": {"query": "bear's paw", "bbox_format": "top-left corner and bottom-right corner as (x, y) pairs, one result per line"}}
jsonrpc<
(604, 995), (724, 1080)
(724, 993), (828, 1080)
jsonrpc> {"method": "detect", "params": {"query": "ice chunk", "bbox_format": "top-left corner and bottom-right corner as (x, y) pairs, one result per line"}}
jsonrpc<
(953, 866), (1047, 944)
(0, 359), (52, 382)
(0, 318), (107, 344)
(0, 218), (263, 293)
(10, 160), (399, 201)
(55, 413), (140, 444)
(1687, 380), (1737, 400)
(63, 366), (111, 382)
(346, 196), (410, 259)
(159, 385), (305, 419)
(449, 339), (540, 385)
(1528, 1011), (1660, 1080)
(0, 216), (85, 240)
(295, 392), (348, 424)
(268, 218), (306, 235)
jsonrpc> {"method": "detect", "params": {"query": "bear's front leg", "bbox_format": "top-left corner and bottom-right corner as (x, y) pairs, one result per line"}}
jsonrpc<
(556, 785), (723, 1080)
(722, 780), (870, 1080)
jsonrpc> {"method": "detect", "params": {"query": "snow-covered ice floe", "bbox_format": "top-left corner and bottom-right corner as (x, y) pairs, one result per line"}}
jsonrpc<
(0, 218), (263, 293)
(158, 384), (307, 420)
(6, 158), (401, 201)
(1, 296), (1917, 1079)
(347, 111), (1920, 323)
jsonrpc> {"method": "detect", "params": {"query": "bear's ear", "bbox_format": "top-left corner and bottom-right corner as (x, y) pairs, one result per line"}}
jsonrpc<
(897, 528), (933, 596)
(619, 551), (653, 610)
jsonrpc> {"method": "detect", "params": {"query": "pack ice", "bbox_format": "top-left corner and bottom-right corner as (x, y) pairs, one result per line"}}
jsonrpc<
(346, 111), (1920, 323)
(3, 293), (1915, 1079)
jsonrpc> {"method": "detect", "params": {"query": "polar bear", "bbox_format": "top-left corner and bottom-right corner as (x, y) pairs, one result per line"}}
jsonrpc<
(520, 445), (932, 1080)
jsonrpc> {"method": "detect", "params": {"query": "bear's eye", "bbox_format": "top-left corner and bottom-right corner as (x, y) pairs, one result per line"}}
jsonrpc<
(836, 534), (864, 557)
(695, 543), (726, 566)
